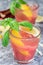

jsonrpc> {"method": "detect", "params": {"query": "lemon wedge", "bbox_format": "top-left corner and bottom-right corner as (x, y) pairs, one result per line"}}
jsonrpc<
(0, 26), (5, 38)
(19, 50), (29, 56)
(11, 30), (22, 38)
(20, 26), (40, 37)
(21, 4), (31, 11)
(23, 10), (33, 17)
(31, 27), (40, 37)
(36, 16), (43, 22)
(0, 25), (10, 39)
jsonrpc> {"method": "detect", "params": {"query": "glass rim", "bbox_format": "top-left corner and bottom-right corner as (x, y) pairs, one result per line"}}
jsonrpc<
(27, 0), (39, 7)
(27, 3), (39, 11)
(10, 25), (40, 40)
(17, 4), (39, 11)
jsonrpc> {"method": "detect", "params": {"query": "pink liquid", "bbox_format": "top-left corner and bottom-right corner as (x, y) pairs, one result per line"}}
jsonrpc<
(10, 29), (40, 63)
(15, 4), (39, 24)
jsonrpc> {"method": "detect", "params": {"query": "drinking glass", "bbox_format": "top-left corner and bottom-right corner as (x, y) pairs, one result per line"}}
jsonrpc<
(10, 25), (40, 64)
(15, 0), (39, 24)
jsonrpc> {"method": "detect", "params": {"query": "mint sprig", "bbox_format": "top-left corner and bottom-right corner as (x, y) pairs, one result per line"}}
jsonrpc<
(0, 18), (19, 31)
(9, 19), (19, 31)
(0, 18), (13, 27)
(10, 0), (26, 15)
(0, 18), (33, 47)
(10, 1), (16, 15)
(1, 18), (19, 47)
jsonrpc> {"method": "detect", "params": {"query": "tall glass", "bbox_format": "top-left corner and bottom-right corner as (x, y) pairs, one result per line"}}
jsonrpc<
(10, 25), (40, 64)
(15, 0), (39, 24)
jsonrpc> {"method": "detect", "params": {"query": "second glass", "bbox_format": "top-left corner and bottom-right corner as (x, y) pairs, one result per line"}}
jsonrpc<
(15, 0), (39, 24)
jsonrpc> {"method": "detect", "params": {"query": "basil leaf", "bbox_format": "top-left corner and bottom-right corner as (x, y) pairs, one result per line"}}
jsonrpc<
(0, 20), (7, 26)
(19, 21), (33, 30)
(4, 18), (13, 22)
(10, 0), (27, 15)
(16, 2), (21, 9)
(18, 0), (26, 4)
(4, 18), (14, 25)
(9, 20), (19, 31)
(2, 31), (9, 47)
(1, 18), (13, 26)
(1, 20), (9, 27)
(10, 1), (16, 15)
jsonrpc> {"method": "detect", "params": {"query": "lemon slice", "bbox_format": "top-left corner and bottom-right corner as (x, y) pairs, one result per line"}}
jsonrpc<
(11, 30), (22, 38)
(20, 26), (40, 37)
(0, 26), (5, 31)
(19, 50), (29, 56)
(23, 10), (33, 17)
(36, 16), (43, 22)
(31, 27), (40, 37)
(21, 4), (31, 11)
(0, 26), (5, 38)
(0, 25), (10, 39)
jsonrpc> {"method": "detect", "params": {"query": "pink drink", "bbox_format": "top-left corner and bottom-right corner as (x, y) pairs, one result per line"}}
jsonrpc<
(10, 26), (40, 64)
(15, 4), (39, 24)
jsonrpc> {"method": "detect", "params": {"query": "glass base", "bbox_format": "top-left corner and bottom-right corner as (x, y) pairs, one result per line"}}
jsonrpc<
(14, 58), (34, 64)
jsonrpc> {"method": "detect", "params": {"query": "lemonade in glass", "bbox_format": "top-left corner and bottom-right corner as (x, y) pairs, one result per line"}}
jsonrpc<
(0, 18), (40, 64)
(10, 25), (40, 64)
(10, 0), (39, 24)
(15, 1), (39, 24)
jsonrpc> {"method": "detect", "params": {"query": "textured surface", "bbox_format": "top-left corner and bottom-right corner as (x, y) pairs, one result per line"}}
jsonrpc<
(0, 0), (43, 65)
(0, 0), (12, 11)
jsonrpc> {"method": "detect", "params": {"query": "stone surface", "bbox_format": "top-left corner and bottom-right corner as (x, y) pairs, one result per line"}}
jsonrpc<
(0, 0), (12, 11)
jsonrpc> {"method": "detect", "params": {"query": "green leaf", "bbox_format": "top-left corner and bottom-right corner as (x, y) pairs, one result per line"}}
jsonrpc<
(9, 19), (19, 31)
(2, 20), (9, 27)
(10, 0), (27, 15)
(0, 20), (7, 26)
(16, 2), (21, 9)
(1, 18), (13, 26)
(0, 20), (3, 25)
(19, 21), (33, 30)
(18, 0), (27, 4)
(4, 18), (13, 22)
(2, 31), (9, 47)
(4, 18), (14, 25)
(10, 1), (16, 15)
